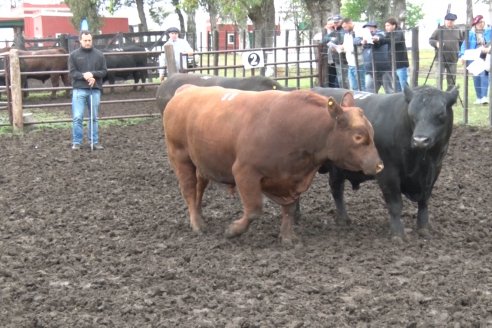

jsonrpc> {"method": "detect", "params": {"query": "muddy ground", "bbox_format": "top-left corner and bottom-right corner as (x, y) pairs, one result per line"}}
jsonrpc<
(1, 86), (492, 327)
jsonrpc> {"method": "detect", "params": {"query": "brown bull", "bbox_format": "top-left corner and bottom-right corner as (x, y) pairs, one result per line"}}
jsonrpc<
(163, 85), (383, 243)
(18, 47), (70, 98)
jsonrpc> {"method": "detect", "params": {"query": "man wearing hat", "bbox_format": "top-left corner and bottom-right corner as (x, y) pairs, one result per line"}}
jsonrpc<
(429, 13), (464, 90)
(326, 14), (349, 89)
(357, 21), (394, 93)
(158, 27), (194, 81)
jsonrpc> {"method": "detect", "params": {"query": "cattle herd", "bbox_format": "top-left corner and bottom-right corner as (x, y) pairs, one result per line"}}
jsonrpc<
(0, 44), (460, 243)
(156, 73), (459, 243)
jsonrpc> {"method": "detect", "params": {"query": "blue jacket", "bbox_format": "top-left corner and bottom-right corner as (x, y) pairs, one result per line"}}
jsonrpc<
(459, 26), (492, 60)
(355, 29), (391, 74)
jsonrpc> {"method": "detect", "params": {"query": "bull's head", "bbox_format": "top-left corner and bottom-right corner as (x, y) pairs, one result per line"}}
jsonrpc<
(405, 86), (458, 149)
(326, 96), (383, 176)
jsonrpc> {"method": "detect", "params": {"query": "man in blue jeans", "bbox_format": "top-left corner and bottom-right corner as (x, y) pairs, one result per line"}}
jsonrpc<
(68, 30), (107, 150)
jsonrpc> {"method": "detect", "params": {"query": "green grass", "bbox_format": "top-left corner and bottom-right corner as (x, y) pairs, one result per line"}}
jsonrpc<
(0, 109), (153, 135)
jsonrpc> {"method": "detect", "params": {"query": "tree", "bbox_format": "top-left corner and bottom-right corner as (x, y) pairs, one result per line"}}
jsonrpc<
(64, 0), (102, 34)
(303, 0), (341, 34)
(245, 0), (276, 48)
(341, 0), (422, 29)
(107, 0), (173, 32)
(403, 2), (423, 29)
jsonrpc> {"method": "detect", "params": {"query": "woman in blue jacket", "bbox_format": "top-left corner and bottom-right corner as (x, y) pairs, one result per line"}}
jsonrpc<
(460, 15), (492, 105)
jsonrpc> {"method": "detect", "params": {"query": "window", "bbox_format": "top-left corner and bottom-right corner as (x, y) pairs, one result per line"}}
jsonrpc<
(227, 33), (235, 45)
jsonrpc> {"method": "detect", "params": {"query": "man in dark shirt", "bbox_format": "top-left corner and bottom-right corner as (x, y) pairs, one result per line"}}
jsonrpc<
(429, 13), (464, 90)
(68, 30), (107, 150)
(326, 14), (349, 89)
(385, 17), (409, 92)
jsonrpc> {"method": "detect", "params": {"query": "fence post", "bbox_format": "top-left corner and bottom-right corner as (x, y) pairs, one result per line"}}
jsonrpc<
(164, 44), (178, 76)
(410, 28), (419, 87)
(9, 48), (23, 133)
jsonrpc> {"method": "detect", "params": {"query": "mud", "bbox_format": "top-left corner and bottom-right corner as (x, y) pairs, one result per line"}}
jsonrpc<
(1, 87), (491, 327)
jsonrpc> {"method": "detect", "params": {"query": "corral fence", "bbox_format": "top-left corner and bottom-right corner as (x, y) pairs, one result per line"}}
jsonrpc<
(1, 27), (492, 132)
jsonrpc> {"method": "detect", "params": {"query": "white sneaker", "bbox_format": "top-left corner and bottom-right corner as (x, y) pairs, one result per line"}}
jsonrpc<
(481, 97), (489, 104)
(474, 99), (482, 105)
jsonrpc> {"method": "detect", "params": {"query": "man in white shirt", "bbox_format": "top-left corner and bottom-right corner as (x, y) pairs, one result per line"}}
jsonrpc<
(341, 18), (365, 91)
(159, 27), (194, 81)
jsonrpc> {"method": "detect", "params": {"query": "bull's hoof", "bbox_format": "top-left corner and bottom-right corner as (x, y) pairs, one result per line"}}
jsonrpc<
(335, 216), (352, 226)
(224, 222), (247, 238)
(390, 235), (405, 244)
(417, 227), (432, 239)
(279, 233), (301, 247)
(190, 218), (205, 234)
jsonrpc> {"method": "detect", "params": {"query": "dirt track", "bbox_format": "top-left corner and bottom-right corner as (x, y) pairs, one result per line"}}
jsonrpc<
(1, 87), (492, 327)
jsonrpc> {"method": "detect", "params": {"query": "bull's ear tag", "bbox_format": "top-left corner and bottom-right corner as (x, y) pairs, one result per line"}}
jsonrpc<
(328, 99), (334, 107)
(273, 85), (277, 89)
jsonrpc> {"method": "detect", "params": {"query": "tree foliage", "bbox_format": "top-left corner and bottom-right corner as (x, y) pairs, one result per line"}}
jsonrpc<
(341, 0), (423, 28)
(106, 0), (173, 31)
(64, 0), (103, 34)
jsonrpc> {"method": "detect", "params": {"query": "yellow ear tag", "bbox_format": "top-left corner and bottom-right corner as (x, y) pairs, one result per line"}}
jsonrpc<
(273, 85), (277, 89)
(328, 100), (334, 107)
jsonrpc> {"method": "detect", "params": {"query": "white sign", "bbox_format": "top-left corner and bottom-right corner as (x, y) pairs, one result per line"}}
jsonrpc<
(242, 51), (264, 69)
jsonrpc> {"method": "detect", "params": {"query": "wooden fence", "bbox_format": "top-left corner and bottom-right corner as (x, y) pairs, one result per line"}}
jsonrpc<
(1, 28), (492, 131)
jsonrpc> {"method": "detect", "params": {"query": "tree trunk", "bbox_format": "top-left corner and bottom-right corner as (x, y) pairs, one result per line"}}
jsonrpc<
(392, 0), (406, 22)
(303, 0), (339, 37)
(185, 8), (197, 49)
(135, 0), (148, 32)
(248, 0), (275, 48)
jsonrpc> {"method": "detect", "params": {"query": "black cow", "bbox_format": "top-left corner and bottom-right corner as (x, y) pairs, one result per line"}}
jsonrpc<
(311, 86), (459, 239)
(102, 45), (151, 92)
(156, 73), (296, 114)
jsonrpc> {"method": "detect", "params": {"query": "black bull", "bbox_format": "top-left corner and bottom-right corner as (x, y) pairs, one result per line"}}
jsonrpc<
(102, 45), (154, 91)
(156, 73), (296, 114)
(309, 86), (459, 239)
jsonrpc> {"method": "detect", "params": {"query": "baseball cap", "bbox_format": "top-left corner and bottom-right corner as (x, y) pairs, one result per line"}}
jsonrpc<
(444, 13), (457, 21)
(167, 27), (180, 33)
(332, 15), (342, 22)
(363, 22), (377, 28)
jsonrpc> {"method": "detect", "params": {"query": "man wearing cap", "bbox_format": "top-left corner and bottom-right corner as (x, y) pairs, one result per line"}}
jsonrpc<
(459, 15), (492, 104)
(158, 27), (194, 81)
(320, 18), (339, 87)
(356, 21), (393, 94)
(326, 14), (349, 89)
(429, 13), (464, 90)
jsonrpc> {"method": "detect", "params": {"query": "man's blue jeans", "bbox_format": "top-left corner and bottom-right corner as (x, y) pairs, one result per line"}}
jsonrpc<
(395, 67), (409, 92)
(348, 65), (366, 91)
(72, 88), (101, 145)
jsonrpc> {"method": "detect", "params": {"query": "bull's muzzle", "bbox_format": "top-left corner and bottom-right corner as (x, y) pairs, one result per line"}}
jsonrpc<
(412, 136), (431, 149)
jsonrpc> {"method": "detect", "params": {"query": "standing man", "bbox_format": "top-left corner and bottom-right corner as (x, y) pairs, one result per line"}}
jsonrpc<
(159, 27), (194, 81)
(326, 15), (349, 89)
(321, 18), (339, 87)
(358, 22), (393, 94)
(68, 30), (107, 150)
(385, 17), (409, 92)
(429, 13), (464, 90)
(341, 18), (365, 91)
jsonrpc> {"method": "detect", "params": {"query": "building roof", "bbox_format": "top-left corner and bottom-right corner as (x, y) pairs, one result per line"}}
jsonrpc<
(0, 17), (24, 28)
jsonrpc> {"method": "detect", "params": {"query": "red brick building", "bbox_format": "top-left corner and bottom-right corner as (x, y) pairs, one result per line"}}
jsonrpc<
(0, 1), (129, 40)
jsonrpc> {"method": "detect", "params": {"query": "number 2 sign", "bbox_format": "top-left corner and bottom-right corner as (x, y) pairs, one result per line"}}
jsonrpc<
(242, 51), (265, 69)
